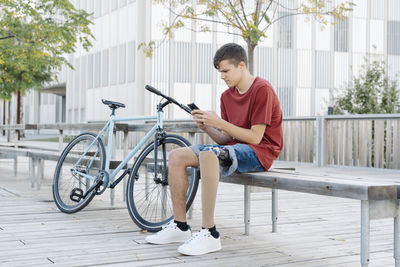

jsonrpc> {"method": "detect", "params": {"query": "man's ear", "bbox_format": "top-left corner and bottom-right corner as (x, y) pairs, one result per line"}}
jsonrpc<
(239, 61), (246, 70)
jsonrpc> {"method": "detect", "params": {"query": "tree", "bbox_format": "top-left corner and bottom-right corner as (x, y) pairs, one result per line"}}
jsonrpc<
(333, 59), (400, 114)
(141, 0), (354, 74)
(0, 0), (94, 99)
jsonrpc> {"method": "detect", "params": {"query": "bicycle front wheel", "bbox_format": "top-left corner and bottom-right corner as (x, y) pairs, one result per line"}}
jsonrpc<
(53, 132), (106, 214)
(126, 134), (199, 232)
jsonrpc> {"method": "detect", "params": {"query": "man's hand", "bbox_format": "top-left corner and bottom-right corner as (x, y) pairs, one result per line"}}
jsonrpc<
(192, 110), (207, 130)
(192, 110), (222, 129)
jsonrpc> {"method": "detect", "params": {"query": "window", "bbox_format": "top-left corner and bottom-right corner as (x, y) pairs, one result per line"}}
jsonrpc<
(388, 0), (400, 21)
(276, 87), (294, 117)
(278, 12), (293, 48)
(102, 0), (109, 15)
(127, 41), (135, 82)
(175, 41), (191, 83)
(74, 58), (80, 94)
(94, 0), (102, 18)
(152, 41), (169, 82)
(87, 0), (94, 18)
(110, 46), (118, 85)
(371, 0), (384, 19)
(315, 51), (333, 88)
(102, 49), (109, 86)
(81, 56), (87, 91)
(334, 18), (348, 52)
(257, 47), (274, 82)
(119, 44), (126, 84)
(388, 21), (400, 55)
(119, 0), (127, 7)
(87, 54), (94, 89)
(94, 52), (101, 88)
(112, 0), (118, 11)
(196, 43), (212, 84)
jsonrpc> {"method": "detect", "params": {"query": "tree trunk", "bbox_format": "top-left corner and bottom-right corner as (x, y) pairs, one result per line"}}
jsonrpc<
(247, 42), (256, 75)
(7, 100), (11, 142)
(17, 90), (21, 140)
(2, 100), (5, 136)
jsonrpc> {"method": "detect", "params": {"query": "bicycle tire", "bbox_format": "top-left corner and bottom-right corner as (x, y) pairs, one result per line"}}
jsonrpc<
(126, 134), (199, 232)
(53, 132), (106, 213)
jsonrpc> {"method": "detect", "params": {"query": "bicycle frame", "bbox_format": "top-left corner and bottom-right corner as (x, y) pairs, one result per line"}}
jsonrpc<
(73, 110), (164, 187)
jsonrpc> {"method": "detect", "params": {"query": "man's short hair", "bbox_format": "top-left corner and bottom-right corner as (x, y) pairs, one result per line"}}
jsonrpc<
(213, 43), (247, 69)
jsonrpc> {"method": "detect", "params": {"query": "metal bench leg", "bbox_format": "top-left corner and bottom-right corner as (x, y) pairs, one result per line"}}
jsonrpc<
(244, 185), (250, 235)
(110, 188), (115, 206)
(13, 156), (17, 176)
(272, 189), (278, 233)
(394, 200), (400, 267)
(29, 158), (35, 188)
(37, 159), (44, 190)
(361, 200), (370, 267)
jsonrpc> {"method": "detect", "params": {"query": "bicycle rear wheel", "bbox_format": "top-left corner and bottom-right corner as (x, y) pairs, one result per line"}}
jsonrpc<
(126, 134), (199, 232)
(53, 132), (106, 213)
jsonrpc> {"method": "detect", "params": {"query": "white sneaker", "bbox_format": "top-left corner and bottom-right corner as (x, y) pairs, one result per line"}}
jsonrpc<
(177, 228), (222, 256)
(145, 221), (191, 245)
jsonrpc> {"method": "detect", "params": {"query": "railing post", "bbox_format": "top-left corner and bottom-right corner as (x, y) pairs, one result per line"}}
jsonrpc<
(58, 129), (63, 152)
(316, 116), (326, 167)
(122, 130), (128, 202)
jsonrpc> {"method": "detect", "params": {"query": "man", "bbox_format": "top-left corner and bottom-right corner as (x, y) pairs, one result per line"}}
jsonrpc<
(145, 43), (283, 256)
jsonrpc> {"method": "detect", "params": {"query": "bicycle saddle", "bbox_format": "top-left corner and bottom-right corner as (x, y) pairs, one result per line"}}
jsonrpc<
(101, 99), (126, 109)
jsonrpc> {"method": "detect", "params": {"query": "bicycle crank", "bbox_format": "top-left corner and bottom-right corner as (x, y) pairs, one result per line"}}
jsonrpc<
(69, 170), (109, 202)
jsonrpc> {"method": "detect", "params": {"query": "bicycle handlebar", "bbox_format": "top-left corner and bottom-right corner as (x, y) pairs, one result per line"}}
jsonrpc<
(145, 85), (192, 114)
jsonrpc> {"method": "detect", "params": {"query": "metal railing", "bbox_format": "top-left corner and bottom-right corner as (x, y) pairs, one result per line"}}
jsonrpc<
(2, 113), (400, 169)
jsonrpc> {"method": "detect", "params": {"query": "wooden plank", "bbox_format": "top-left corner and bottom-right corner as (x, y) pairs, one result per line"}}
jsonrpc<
(353, 120), (359, 166)
(393, 119), (400, 169)
(291, 121), (297, 162)
(332, 120), (338, 165)
(386, 120), (393, 169)
(344, 120), (353, 166)
(367, 120), (373, 167)
(223, 172), (397, 200)
(374, 120), (385, 168)
(308, 120), (315, 163)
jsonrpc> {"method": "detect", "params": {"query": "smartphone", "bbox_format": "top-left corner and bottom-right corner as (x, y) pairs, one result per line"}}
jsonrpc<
(187, 103), (200, 111)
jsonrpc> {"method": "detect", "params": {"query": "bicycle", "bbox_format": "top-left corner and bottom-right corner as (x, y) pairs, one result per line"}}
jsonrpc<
(52, 85), (199, 232)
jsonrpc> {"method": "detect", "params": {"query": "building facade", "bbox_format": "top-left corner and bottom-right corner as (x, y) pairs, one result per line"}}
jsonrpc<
(1, 0), (399, 126)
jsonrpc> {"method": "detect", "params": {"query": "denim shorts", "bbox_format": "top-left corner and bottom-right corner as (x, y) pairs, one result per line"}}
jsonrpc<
(190, 143), (265, 177)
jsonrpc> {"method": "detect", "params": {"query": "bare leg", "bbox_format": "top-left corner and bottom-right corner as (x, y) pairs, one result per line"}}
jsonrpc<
(168, 147), (199, 222)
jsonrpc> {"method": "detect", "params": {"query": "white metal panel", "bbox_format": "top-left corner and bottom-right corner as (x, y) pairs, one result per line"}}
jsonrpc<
(370, 20), (385, 53)
(334, 52), (348, 88)
(315, 22), (330, 51)
(352, 18), (367, 53)
(297, 50), (312, 88)
(371, 0), (384, 19)
(296, 17), (312, 50)
(352, 0), (367, 18)
(315, 88), (330, 115)
(352, 53), (365, 78)
(296, 88), (311, 116)
(388, 0), (400, 21)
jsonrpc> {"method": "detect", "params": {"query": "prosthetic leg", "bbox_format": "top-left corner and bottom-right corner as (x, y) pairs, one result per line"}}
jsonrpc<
(199, 150), (220, 228)
(177, 150), (222, 255)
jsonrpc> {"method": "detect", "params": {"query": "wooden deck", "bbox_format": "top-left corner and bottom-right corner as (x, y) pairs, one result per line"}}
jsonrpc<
(0, 157), (397, 266)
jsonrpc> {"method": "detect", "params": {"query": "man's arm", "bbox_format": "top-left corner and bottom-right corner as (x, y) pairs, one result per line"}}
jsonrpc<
(192, 110), (266, 145)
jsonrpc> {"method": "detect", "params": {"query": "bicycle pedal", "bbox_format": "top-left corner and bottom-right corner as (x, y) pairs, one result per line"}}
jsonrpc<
(70, 188), (84, 202)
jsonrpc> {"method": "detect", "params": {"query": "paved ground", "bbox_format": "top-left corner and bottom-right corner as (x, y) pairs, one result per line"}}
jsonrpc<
(0, 155), (397, 266)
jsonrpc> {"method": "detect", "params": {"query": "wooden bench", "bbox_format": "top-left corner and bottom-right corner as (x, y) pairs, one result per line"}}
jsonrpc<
(0, 146), (124, 190)
(221, 164), (400, 267)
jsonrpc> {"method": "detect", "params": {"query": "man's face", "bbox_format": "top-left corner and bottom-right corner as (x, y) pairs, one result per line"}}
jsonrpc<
(217, 59), (244, 88)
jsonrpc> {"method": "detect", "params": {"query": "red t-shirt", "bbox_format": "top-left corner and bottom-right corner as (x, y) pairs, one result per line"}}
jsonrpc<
(220, 77), (283, 170)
